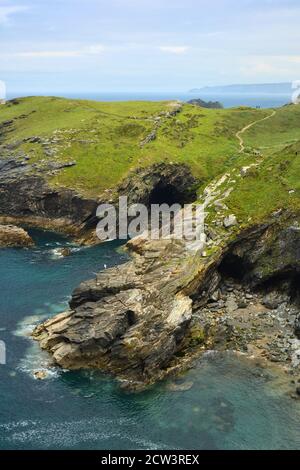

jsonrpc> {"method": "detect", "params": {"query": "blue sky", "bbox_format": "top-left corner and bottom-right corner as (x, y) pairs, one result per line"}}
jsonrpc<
(0, 0), (299, 94)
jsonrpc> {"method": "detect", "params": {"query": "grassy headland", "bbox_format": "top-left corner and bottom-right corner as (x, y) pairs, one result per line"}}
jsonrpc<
(0, 96), (299, 224)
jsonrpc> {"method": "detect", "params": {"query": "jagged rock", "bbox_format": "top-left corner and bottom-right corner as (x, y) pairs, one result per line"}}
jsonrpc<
(33, 237), (203, 389)
(237, 299), (248, 309)
(33, 204), (300, 389)
(222, 214), (300, 286)
(0, 224), (34, 247)
(225, 296), (238, 313)
(0, 155), (97, 234)
(140, 130), (157, 147)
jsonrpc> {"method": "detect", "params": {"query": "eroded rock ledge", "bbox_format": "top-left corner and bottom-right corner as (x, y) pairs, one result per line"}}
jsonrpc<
(33, 211), (300, 391)
(33, 237), (200, 388)
(0, 224), (34, 247)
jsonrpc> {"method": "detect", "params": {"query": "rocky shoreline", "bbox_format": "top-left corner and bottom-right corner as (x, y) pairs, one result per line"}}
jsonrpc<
(1, 139), (299, 396)
(0, 224), (34, 247)
(0, 152), (98, 239)
(32, 208), (300, 396)
(191, 277), (300, 397)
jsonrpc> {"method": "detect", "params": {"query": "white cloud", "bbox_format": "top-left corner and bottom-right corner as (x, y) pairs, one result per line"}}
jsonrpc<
(3, 44), (105, 58)
(159, 46), (189, 54)
(0, 5), (28, 24)
(240, 55), (300, 79)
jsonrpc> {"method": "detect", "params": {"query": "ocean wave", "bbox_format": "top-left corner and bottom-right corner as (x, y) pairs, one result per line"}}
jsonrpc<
(0, 417), (174, 450)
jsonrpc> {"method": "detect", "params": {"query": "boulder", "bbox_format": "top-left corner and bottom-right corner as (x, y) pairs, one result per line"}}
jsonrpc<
(223, 214), (238, 228)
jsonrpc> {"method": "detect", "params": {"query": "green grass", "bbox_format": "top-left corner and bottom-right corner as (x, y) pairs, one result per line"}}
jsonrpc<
(0, 96), (300, 224)
(242, 104), (300, 151)
(226, 141), (300, 222)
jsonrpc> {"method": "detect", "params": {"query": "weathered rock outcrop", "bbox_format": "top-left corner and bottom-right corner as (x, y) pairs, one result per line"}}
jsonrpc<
(116, 162), (198, 206)
(219, 213), (300, 291)
(0, 153), (198, 241)
(33, 236), (208, 388)
(187, 98), (223, 109)
(0, 155), (97, 233)
(0, 224), (34, 247)
(78, 162), (199, 242)
(33, 210), (300, 389)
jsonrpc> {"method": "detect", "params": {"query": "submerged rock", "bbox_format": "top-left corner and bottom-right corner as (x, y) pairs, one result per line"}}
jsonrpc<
(166, 380), (194, 392)
(57, 247), (71, 257)
(33, 370), (48, 380)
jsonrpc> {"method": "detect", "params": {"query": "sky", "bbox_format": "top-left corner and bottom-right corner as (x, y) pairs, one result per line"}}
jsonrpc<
(0, 0), (299, 94)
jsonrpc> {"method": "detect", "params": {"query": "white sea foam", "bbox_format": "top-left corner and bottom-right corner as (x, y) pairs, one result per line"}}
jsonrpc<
(16, 342), (61, 379)
(13, 314), (62, 380)
(13, 314), (48, 338)
(49, 248), (65, 259)
(0, 417), (174, 449)
(49, 246), (82, 260)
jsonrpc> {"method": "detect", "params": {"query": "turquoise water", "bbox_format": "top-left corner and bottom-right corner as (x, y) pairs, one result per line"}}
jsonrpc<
(7, 92), (291, 109)
(0, 230), (299, 450)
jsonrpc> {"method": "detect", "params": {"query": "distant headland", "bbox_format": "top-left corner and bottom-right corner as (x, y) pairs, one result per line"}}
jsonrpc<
(189, 82), (293, 94)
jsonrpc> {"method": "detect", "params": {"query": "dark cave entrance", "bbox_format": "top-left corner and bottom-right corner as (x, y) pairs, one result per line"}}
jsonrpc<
(218, 253), (248, 281)
(149, 183), (185, 206)
(218, 251), (300, 305)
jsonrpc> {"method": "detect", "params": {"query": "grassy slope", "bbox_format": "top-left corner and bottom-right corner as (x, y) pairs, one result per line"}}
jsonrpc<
(226, 105), (300, 222)
(0, 96), (299, 224)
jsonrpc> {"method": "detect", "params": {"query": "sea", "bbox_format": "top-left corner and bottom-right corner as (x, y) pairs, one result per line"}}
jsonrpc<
(0, 229), (299, 450)
(6, 91), (293, 109)
(0, 92), (299, 450)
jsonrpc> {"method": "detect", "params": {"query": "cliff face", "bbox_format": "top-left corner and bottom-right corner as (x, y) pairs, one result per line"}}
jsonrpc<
(0, 151), (198, 242)
(33, 208), (300, 390)
(1, 97), (299, 391)
(32, 236), (208, 389)
(0, 154), (97, 234)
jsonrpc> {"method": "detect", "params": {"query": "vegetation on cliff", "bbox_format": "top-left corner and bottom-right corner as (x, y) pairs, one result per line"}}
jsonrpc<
(0, 97), (299, 228)
(1, 96), (299, 389)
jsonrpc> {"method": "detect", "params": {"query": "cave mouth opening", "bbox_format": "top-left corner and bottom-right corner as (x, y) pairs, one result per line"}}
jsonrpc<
(149, 183), (186, 206)
(219, 252), (300, 305)
(218, 253), (248, 281)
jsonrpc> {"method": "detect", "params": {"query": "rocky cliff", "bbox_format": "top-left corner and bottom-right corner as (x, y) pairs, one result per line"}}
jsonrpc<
(1, 97), (299, 393)
(0, 153), (97, 235)
(33, 201), (300, 390)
